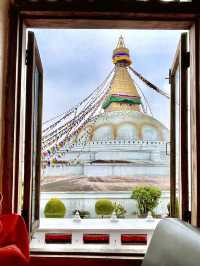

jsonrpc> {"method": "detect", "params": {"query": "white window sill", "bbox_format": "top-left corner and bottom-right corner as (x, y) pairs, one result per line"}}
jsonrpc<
(30, 218), (160, 254)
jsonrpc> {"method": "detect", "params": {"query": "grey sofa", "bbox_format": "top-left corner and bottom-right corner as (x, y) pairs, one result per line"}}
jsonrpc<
(142, 218), (200, 266)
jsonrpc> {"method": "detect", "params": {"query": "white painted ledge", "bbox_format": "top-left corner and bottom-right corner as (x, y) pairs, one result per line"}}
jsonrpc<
(31, 218), (160, 254)
(38, 218), (160, 232)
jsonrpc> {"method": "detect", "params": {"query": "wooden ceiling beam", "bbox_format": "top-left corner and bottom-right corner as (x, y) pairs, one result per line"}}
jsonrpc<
(14, 1), (199, 16)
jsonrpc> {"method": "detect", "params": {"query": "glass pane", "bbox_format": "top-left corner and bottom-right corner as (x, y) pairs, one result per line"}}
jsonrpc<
(36, 30), (187, 224)
(175, 65), (180, 216)
(31, 66), (40, 227)
(187, 69), (191, 211)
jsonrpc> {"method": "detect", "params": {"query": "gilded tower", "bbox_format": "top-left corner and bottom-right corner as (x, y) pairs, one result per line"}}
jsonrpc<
(102, 36), (141, 112)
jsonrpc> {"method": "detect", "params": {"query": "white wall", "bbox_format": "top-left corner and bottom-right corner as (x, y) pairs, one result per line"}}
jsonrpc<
(40, 191), (170, 218)
(84, 163), (169, 177)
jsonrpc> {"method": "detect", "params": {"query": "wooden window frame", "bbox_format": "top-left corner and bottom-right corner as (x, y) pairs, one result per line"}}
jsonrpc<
(22, 31), (43, 234)
(2, 0), (200, 235)
(170, 33), (189, 220)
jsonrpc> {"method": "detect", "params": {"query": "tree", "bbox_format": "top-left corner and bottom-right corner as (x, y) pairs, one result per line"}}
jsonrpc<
(95, 199), (114, 218)
(44, 198), (66, 218)
(131, 186), (161, 217)
(113, 202), (126, 218)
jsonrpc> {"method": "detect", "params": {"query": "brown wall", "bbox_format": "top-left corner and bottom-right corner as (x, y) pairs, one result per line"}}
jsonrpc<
(0, 0), (10, 194)
(30, 255), (143, 266)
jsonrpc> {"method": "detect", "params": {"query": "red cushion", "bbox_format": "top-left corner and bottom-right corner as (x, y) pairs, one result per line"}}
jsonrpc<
(0, 220), (4, 239)
(0, 245), (29, 266)
(0, 214), (29, 265)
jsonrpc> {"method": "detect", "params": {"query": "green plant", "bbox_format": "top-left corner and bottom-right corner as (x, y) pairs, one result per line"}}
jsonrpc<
(72, 209), (90, 219)
(95, 199), (114, 218)
(44, 198), (66, 218)
(167, 198), (179, 218)
(131, 186), (161, 217)
(113, 202), (126, 218)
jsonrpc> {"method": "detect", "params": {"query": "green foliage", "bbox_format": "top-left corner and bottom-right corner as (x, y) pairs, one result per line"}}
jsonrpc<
(113, 202), (126, 218)
(167, 198), (179, 218)
(131, 186), (161, 216)
(44, 198), (66, 218)
(95, 199), (114, 218)
(72, 210), (90, 219)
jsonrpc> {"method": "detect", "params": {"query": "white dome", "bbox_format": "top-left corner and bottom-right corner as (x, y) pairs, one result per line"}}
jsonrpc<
(93, 125), (113, 141)
(116, 123), (137, 140)
(77, 110), (169, 143)
(142, 125), (159, 141)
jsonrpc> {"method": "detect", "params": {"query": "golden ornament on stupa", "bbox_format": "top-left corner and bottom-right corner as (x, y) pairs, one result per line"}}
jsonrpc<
(102, 36), (141, 112)
(112, 35), (132, 66)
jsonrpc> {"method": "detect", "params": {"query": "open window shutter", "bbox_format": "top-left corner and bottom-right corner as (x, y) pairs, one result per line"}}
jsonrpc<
(170, 33), (189, 221)
(22, 31), (43, 234)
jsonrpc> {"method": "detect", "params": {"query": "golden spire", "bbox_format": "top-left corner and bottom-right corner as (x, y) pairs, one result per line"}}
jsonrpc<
(112, 35), (132, 66)
(102, 36), (141, 112)
(117, 35), (125, 48)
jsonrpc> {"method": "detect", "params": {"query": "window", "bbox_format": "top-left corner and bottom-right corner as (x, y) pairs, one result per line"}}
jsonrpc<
(2, 0), (198, 258)
(22, 32), (43, 234)
(17, 28), (190, 254)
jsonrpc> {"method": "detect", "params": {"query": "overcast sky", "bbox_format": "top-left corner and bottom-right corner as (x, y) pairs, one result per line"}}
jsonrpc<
(32, 29), (186, 129)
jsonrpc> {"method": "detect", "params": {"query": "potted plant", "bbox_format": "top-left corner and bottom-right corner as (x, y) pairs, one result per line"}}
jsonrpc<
(113, 202), (126, 218)
(95, 198), (114, 218)
(131, 186), (161, 217)
(44, 198), (66, 218)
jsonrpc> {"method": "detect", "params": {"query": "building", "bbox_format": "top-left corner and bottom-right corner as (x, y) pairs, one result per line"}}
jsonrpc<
(42, 36), (170, 192)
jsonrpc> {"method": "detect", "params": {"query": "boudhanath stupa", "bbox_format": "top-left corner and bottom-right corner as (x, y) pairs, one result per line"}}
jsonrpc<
(41, 36), (170, 192)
